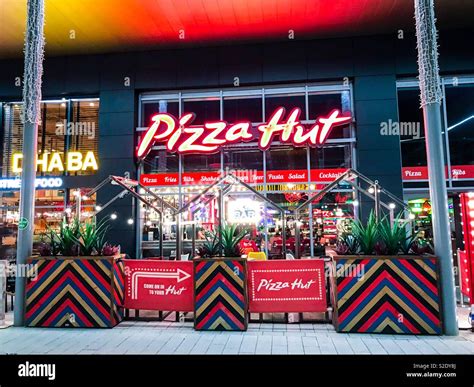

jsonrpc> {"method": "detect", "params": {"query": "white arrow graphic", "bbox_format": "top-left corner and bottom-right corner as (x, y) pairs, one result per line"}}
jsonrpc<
(131, 269), (191, 299)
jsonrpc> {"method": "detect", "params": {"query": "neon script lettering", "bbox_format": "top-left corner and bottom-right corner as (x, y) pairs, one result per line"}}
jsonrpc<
(137, 107), (352, 158)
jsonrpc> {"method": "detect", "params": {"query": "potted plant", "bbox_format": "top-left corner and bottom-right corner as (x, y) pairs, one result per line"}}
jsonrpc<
(25, 218), (125, 328)
(331, 211), (442, 335)
(194, 224), (249, 331)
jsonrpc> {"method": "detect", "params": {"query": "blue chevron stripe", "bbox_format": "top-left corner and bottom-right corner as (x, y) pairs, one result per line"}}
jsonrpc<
(365, 310), (413, 334)
(48, 305), (88, 327)
(195, 280), (244, 310)
(75, 261), (111, 297)
(340, 278), (439, 331)
(392, 260), (438, 301)
(27, 260), (65, 294)
(199, 308), (241, 330)
(337, 259), (378, 298)
(26, 276), (110, 325)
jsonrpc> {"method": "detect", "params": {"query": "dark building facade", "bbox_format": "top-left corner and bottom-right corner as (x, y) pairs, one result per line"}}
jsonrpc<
(0, 28), (473, 257)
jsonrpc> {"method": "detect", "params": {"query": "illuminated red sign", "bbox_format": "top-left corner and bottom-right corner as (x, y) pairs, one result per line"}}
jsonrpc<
(137, 108), (352, 158)
(124, 260), (194, 312)
(247, 260), (327, 313)
(402, 165), (474, 181)
(139, 168), (348, 186)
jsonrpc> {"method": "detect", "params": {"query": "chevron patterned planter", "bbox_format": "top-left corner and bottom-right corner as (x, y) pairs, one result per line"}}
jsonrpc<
(194, 258), (248, 331)
(25, 255), (125, 328)
(332, 255), (442, 335)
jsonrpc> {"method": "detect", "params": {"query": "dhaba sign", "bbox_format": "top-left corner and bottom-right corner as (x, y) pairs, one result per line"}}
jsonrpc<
(12, 151), (98, 173)
(137, 107), (352, 158)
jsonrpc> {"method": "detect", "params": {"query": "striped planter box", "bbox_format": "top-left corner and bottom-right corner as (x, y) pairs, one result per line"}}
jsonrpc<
(194, 258), (248, 331)
(332, 255), (442, 335)
(25, 255), (125, 328)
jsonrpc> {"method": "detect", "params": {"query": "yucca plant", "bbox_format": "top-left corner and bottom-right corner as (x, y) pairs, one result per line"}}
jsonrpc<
(350, 210), (378, 255)
(400, 231), (418, 255)
(378, 213), (406, 255)
(57, 218), (81, 256)
(219, 224), (248, 257)
(337, 221), (359, 254)
(198, 230), (220, 258)
(76, 218), (110, 256)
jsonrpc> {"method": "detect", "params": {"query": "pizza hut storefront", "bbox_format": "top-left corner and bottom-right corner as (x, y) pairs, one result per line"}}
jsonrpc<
(134, 84), (357, 259)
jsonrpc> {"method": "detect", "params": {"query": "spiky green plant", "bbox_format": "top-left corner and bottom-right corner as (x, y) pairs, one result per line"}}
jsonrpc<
(350, 210), (378, 255)
(219, 224), (248, 257)
(378, 213), (405, 255)
(198, 230), (220, 258)
(57, 218), (81, 256)
(76, 218), (110, 256)
(337, 221), (359, 254)
(400, 230), (418, 255)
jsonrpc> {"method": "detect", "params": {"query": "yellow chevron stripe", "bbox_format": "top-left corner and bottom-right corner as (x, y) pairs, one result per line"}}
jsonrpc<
(196, 287), (244, 318)
(27, 261), (70, 303)
(69, 263), (111, 305)
(412, 259), (437, 281)
(195, 261), (244, 289)
(338, 260), (385, 308)
(340, 286), (436, 333)
(29, 284), (107, 327)
(56, 314), (80, 327)
(373, 317), (404, 334)
(195, 262), (221, 288)
(208, 316), (232, 330)
(385, 260), (438, 310)
(94, 259), (112, 278)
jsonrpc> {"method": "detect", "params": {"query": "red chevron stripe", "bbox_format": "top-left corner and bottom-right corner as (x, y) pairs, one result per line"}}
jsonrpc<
(195, 273), (245, 303)
(337, 259), (371, 293)
(42, 298), (95, 327)
(80, 260), (111, 290)
(196, 301), (244, 329)
(398, 259), (438, 294)
(27, 260), (65, 290)
(26, 271), (110, 319)
(338, 271), (438, 324)
(358, 301), (419, 333)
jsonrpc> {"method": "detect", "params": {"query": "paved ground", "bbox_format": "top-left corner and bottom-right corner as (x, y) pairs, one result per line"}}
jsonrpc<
(1, 320), (473, 355)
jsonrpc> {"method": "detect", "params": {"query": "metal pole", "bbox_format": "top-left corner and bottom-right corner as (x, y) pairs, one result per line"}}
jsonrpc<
(373, 181), (380, 221)
(14, 0), (45, 326)
(414, 0), (458, 335)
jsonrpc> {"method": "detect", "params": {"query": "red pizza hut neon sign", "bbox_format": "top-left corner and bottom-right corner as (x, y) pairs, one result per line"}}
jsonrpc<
(137, 107), (352, 158)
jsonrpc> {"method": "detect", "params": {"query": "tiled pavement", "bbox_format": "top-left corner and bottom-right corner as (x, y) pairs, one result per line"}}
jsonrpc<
(1, 321), (474, 355)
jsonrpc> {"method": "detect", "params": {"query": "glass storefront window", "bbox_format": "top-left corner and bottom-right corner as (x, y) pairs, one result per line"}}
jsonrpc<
(445, 84), (474, 168)
(1, 98), (100, 178)
(143, 149), (179, 174)
(223, 146), (263, 172)
(182, 98), (220, 124)
(266, 146), (307, 171)
(397, 88), (428, 167)
(264, 93), (306, 120)
(310, 144), (352, 171)
(137, 84), (355, 258)
(308, 91), (352, 138)
(223, 96), (263, 123)
(142, 100), (179, 126)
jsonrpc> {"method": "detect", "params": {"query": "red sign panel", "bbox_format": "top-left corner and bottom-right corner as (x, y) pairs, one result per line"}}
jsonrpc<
(402, 165), (474, 181)
(140, 168), (349, 187)
(247, 260), (326, 313)
(124, 260), (194, 311)
(459, 193), (474, 302)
